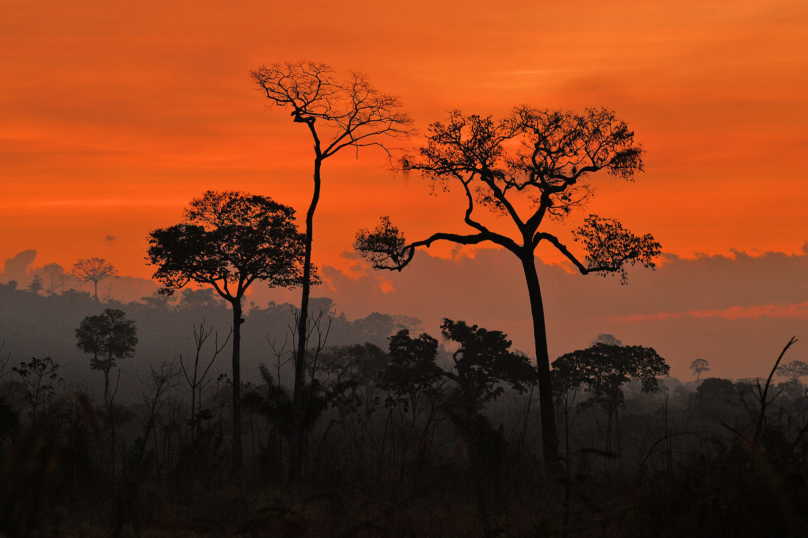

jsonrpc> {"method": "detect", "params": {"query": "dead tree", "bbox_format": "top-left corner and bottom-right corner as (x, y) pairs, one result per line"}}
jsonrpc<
(180, 321), (231, 443)
(251, 61), (414, 480)
(137, 360), (181, 474)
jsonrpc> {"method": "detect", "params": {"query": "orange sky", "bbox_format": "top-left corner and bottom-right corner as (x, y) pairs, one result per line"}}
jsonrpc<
(2, 0), (807, 278)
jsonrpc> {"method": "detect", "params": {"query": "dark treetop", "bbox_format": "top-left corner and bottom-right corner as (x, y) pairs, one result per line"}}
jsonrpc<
(146, 191), (309, 298)
(355, 108), (660, 280)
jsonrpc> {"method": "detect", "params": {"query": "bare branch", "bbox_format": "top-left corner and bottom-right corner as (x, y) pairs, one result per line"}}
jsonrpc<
(354, 216), (501, 271)
(250, 62), (414, 160)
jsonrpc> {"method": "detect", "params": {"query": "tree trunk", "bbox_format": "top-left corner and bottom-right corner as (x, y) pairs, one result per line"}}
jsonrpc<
(102, 365), (117, 476)
(520, 253), (559, 468)
(615, 406), (623, 474)
(605, 408), (613, 473)
(290, 156), (322, 481)
(190, 382), (197, 444)
(231, 299), (244, 473)
(564, 396), (571, 467)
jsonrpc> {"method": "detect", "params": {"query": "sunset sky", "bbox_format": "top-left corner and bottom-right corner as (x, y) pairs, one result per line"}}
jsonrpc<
(2, 0), (808, 376)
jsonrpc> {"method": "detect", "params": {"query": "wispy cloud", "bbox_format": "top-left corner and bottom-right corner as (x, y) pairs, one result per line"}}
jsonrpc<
(610, 302), (808, 323)
(0, 198), (187, 209)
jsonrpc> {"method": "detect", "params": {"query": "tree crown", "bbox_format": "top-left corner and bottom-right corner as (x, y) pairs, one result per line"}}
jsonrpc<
(776, 360), (808, 382)
(250, 61), (414, 160)
(689, 358), (711, 377)
(380, 330), (443, 401)
(441, 319), (536, 403)
(355, 107), (660, 282)
(552, 343), (669, 410)
(72, 257), (118, 284)
(147, 191), (310, 301)
(75, 308), (138, 371)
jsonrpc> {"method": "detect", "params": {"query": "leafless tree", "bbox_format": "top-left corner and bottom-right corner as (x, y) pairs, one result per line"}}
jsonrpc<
(266, 330), (292, 387)
(251, 60), (414, 480)
(42, 263), (72, 295)
(137, 360), (181, 474)
(179, 321), (231, 443)
(72, 257), (118, 299)
(11, 356), (63, 423)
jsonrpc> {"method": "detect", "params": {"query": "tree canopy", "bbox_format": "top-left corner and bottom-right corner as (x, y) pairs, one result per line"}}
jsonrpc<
(384, 320), (535, 408)
(250, 62), (415, 480)
(776, 360), (808, 382)
(690, 358), (711, 380)
(552, 343), (669, 411)
(355, 108), (660, 281)
(72, 257), (118, 299)
(75, 308), (138, 372)
(147, 191), (308, 298)
(250, 61), (413, 160)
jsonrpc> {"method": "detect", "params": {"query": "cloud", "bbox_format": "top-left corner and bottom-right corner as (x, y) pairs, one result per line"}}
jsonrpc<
(1, 249), (37, 283)
(105, 235), (116, 244)
(610, 302), (808, 323)
(271, 246), (808, 380)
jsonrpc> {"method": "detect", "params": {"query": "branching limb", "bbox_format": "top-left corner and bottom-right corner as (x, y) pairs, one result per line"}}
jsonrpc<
(354, 216), (515, 271)
(539, 215), (662, 283)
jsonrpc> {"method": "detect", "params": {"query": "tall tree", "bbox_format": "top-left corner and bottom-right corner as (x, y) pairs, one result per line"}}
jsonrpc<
(355, 108), (660, 466)
(250, 61), (414, 480)
(42, 263), (71, 295)
(552, 343), (669, 469)
(776, 360), (808, 382)
(689, 358), (711, 381)
(11, 356), (62, 423)
(146, 190), (308, 471)
(72, 257), (118, 299)
(75, 308), (138, 475)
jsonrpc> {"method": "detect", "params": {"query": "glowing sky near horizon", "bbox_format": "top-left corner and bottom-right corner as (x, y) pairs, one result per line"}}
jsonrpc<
(2, 0), (807, 277)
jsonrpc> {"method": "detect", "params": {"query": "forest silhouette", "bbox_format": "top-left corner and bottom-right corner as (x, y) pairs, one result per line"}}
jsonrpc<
(1, 62), (807, 538)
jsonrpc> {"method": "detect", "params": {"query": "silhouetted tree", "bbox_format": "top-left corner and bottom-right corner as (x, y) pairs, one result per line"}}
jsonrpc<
(180, 321), (231, 443)
(552, 343), (669, 469)
(695, 378), (738, 408)
(320, 343), (389, 399)
(136, 360), (180, 474)
(26, 275), (43, 294)
(776, 360), (808, 382)
(439, 319), (536, 407)
(690, 358), (711, 381)
(11, 356), (62, 423)
(355, 108), (660, 466)
(380, 331), (444, 418)
(72, 257), (118, 299)
(439, 319), (534, 533)
(552, 359), (583, 468)
(250, 61), (414, 480)
(42, 262), (71, 294)
(75, 308), (138, 475)
(384, 321), (534, 412)
(147, 190), (308, 472)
